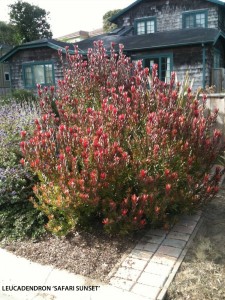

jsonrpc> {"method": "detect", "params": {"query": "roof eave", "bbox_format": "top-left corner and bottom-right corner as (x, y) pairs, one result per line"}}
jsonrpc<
(213, 30), (225, 45)
(125, 40), (215, 53)
(109, 0), (142, 23)
(207, 0), (225, 7)
(0, 41), (72, 63)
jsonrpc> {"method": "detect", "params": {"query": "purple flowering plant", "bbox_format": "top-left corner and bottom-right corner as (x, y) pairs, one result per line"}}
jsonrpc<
(0, 99), (46, 240)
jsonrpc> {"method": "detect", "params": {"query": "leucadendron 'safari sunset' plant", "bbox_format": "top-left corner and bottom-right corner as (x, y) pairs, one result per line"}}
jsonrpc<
(21, 41), (225, 235)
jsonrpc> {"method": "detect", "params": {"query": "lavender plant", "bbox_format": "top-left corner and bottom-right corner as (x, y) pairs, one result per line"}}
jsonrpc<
(0, 100), (46, 240)
(0, 101), (40, 168)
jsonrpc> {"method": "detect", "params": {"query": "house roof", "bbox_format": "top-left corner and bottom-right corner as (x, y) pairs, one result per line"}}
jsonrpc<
(75, 28), (224, 53)
(0, 39), (74, 62)
(0, 28), (224, 63)
(110, 0), (225, 23)
(56, 28), (104, 41)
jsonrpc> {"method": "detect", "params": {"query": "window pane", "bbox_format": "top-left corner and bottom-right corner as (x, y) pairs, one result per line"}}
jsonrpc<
(161, 57), (171, 82)
(143, 56), (171, 81)
(137, 21), (145, 35)
(146, 20), (155, 33)
(4, 73), (10, 81)
(214, 52), (220, 68)
(144, 58), (159, 74)
(45, 64), (53, 84)
(185, 15), (195, 28)
(33, 65), (45, 85)
(24, 66), (32, 86)
(196, 13), (205, 27)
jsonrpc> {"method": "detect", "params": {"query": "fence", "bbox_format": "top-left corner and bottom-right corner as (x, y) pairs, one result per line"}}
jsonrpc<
(204, 93), (225, 135)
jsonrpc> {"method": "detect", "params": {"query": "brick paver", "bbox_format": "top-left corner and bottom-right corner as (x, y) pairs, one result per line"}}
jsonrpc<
(122, 257), (148, 270)
(156, 245), (183, 258)
(138, 272), (167, 287)
(166, 231), (190, 241)
(141, 235), (166, 244)
(162, 238), (186, 249)
(129, 249), (154, 261)
(131, 283), (161, 299)
(114, 266), (142, 281)
(108, 211), (202, 299)
(109, 276), (134, 291)
(171, 224), (195, 234)
(144, 261), (172, 276)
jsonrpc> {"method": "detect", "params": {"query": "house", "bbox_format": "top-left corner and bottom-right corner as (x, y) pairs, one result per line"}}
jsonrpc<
(0, 39), (74, 91)
(56, 30), (90, 43)
(1, 0), (225, 91)
(75, 0), (225, 91)
(0, 44), (12, 95)
(56, 28), (104, 43)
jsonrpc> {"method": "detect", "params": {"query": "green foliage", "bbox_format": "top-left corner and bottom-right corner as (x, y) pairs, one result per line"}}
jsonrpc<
(0, 100), (47, 241)
(0, 21), (19, 46)
(9, 0), (52, 43)
(11, 89), (37, 103)
(103, 9), (121, 33)
(0, 167), (47, 240)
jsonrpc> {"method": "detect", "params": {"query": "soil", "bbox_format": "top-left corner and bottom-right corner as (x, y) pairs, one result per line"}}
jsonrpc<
(166, 182), (225, 300)
(0, 227), (143, 283)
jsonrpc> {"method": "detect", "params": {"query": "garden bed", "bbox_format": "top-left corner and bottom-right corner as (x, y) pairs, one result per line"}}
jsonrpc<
(0, 228), (142, 283)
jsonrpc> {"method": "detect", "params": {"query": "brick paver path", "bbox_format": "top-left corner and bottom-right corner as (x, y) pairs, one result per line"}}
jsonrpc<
(108, 212), (202, 300)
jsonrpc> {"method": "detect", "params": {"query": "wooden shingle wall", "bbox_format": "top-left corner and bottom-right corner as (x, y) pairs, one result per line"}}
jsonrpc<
(116, 0), (221, 31)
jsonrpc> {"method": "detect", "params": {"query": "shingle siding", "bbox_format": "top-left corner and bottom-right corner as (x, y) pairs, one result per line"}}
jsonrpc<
(8, 47), (63, 90)
(115, 0), (221, 32)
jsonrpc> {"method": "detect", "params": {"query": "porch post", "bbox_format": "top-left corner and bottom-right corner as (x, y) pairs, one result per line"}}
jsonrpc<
(202, 43), (206, 89)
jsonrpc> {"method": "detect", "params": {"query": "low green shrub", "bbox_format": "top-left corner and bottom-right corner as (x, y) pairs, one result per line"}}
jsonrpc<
(0, 167), (46, 240)
(11, 89), (37, 103)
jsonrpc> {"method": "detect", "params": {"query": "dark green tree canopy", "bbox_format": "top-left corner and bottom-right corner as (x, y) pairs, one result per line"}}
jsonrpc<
(9, 1), (52, 43)
(0, 21), (19, 46)
(103, 9), (121, 33)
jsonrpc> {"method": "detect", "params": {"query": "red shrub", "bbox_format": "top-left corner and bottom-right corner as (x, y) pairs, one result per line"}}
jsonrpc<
(21, 41), (224, 235)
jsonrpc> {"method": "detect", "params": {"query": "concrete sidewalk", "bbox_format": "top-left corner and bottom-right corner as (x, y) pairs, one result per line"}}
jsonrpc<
(0, 212), (202, 300)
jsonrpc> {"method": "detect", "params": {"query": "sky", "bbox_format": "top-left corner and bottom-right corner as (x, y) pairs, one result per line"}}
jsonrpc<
(0, 0), (133, 38)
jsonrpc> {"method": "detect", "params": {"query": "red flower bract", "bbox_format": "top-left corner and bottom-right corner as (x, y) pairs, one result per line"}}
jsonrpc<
(22, 41), (224, 236)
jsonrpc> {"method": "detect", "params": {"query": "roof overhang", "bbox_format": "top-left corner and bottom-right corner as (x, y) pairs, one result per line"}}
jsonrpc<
(0, 40), (76, 63)
(75, 28), (224, 54)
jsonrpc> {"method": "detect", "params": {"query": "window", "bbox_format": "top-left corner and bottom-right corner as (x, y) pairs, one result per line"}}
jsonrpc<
(135, 17), (156, 35)
(214, 49), (220, 68)
(183, 10), (207, 29)
(132, 54), (173, 82)
(23, 62), (55, 88)
(4, 72), (10, 81)
(145, 55), (172, 82)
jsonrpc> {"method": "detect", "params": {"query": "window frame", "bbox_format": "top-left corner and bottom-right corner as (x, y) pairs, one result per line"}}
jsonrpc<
(134, 17), (157, 35)
(132, 53), (173, 82)
(22, 61), (55, 88)
(4, 72), (10, 82)
(214, 49), (221, 68)
(182, 10), (208, 29)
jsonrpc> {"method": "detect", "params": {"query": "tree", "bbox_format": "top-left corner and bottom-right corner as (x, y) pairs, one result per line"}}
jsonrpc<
(9, 1), (52, 43)
(103, 9), (121, 33)
(0, 21), (19, 46)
